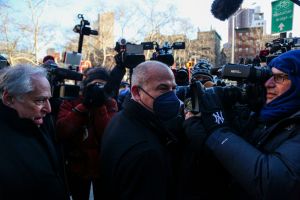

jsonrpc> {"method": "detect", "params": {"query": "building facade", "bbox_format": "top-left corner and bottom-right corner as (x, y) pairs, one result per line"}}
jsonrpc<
(227, 6), (266, 63)
(190, 30), (222, 67)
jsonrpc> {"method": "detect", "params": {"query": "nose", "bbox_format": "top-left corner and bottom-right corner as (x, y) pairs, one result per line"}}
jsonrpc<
(264, 76), (276, 88)
(42, 99), (52, 114)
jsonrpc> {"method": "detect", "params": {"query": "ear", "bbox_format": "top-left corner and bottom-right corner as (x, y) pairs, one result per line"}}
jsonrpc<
(2, 90), (14, 107)
(131, 85), (141, 101)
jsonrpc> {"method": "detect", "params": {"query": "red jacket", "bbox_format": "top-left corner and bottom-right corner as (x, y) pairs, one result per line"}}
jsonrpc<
(56, 97), (117, 179)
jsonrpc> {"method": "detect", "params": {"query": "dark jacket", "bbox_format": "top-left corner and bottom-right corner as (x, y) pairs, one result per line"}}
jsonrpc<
(0, 101), (69, 200)
(203, 111), (300, 200)
(99, 99), (179, 200)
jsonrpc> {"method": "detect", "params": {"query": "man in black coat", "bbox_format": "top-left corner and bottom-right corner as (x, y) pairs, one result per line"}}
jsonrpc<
(0, 64), (69, 200)
(99, 60), (182, 200)
(184, 50), (300, 199)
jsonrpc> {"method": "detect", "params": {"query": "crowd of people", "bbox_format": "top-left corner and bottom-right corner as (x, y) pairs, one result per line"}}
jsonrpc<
(1, 47), (300, 200)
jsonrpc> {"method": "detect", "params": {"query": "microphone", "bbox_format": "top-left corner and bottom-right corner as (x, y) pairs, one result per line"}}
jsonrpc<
(211, 0), (244, 21)
(290, 0), (300, 6)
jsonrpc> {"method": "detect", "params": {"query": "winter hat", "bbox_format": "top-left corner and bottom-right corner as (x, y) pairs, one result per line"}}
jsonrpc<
(83, 67), (109, 87)
(260, 50), (300, 122)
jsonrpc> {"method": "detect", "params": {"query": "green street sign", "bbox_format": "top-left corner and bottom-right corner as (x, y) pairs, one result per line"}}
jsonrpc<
(271, 0), (294, 34)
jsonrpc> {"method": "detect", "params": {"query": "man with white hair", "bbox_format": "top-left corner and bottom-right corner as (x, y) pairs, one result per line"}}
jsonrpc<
(0, 64), (69, 200)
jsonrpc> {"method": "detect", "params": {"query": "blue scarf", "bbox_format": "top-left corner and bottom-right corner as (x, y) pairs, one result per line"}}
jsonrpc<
(260, 50), (300, 123)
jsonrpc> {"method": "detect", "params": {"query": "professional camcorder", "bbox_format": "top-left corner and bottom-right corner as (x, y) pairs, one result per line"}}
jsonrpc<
(220, 63), (271, 83)
(177, 63), (271, 114)
(145, 41), (185, 66)
(73, 14), (98, 53)
(114, 38), (146, 69)
(114, 39), (185, 68)
(73, 14), (98, 36)
(259, 37), (300, 64)
(42, 61), (83, 99)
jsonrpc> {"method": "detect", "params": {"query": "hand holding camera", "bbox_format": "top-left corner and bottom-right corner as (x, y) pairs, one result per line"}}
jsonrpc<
(114, 51), (126, 68)
(198, 86), (228, 133)
(83, 82), (107, 108)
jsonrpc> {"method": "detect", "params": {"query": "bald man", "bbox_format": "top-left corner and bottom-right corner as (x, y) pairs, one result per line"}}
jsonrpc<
(99, 61), (182, 200)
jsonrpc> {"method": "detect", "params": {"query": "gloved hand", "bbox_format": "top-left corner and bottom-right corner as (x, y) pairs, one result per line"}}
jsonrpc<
(245, 83), (266, 113)
(114, 51), (126, 68)
(183, 116), (208, 153)
(198, 86), (228, 133)
(83, 83), (107, 107)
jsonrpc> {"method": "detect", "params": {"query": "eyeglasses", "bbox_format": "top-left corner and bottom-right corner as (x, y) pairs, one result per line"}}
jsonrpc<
(272, 73), (289, 84)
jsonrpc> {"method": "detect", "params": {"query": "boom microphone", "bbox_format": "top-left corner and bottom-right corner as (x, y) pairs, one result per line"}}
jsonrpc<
(290, 0), (300, 6)
(211, 0), (244, 21)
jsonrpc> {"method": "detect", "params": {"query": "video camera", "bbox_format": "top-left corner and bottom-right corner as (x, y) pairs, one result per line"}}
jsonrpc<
(114, 38), (147, 69)
(73, 14), (98, 53)
(42, 61), (83, 100)
(73, 14), (98, 36)
(144, 41), (185, 66)
(177, 63), (271, 114)
(259, 37), (300, 64)
(219, 63), (271, 84)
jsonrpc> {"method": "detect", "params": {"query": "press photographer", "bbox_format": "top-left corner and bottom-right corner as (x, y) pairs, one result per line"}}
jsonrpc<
(183, 50), (300, 199)
(56, 66), (119, 200)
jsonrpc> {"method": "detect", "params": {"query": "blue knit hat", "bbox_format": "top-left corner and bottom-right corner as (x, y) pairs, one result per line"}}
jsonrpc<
(260, 50), (300, 122)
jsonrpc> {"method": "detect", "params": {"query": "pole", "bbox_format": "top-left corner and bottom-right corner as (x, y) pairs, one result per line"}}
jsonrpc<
(78, 34), (84, 53)
(231, 16), (235, 63)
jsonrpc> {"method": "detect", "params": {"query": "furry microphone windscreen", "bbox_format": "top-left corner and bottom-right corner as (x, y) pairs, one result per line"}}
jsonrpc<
(211, 0), (244, 21)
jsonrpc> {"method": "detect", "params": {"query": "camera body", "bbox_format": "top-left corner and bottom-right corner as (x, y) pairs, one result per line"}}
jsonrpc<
(259, 37), (300, 64)
(177, 63), (271, 114)
(73, 14), (98, 36)
(83, 82), (107, 107)
(114, 38), (146, 69)
(220, 63), (271, 83)
(145, 41), (185, 66)
(43, 61), (83, 100)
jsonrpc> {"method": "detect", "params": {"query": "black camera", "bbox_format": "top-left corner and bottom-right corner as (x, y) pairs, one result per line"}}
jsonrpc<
(144, 41), (185, 66)
(83, 82), (107, 107)
(114, 38), (146, 69)
(73, 14), (98, 36)
(220, 63), (272, 83)
(42, 61), (83, 99)
(259, 37), (300, 64)
(177, 63), (271, 114)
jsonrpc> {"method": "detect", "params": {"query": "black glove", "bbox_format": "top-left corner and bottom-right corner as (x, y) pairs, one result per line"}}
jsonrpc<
(245, 83), (266, 113)
(183, 116), (209, 153)
(198, 86), (228, 133)
(83, 83), (107, 107)
(114, 51), (126, 68)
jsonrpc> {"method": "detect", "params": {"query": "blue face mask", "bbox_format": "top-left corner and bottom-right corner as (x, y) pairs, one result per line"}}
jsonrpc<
(139, 87), (181, 121)
(153, 91), (181, 121)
